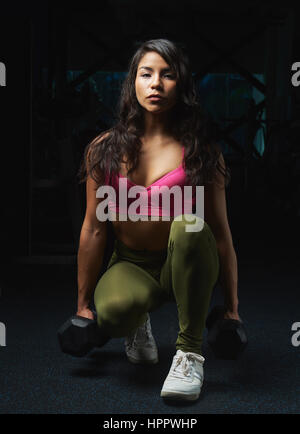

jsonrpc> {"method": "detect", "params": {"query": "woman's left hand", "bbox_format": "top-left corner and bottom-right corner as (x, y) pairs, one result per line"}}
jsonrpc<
(223, 310), (241, 322)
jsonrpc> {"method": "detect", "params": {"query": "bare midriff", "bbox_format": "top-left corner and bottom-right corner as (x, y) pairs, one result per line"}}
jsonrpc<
(111, 217), (173, 251)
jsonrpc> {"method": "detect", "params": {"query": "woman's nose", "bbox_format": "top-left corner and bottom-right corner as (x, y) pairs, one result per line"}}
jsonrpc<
(150, 75), (162, 88)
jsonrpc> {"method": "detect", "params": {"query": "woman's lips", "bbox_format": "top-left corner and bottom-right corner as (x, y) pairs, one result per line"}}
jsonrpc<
(148, 96), (163, 101)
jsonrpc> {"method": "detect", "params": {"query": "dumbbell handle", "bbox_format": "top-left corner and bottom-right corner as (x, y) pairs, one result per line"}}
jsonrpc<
(206, 306), (243, 329)
(206, 305), (248, 360)
(73, 312), (109, 347)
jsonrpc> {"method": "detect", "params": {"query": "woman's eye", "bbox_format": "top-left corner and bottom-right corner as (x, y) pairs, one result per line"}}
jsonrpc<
(141, 73), (174, 79)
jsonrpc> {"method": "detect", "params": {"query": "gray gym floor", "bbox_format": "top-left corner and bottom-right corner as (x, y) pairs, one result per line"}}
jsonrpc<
(0, 216), (299, 414)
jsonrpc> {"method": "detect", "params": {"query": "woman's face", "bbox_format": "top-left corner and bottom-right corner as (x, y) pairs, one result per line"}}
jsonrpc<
(135, 51), (177, 114)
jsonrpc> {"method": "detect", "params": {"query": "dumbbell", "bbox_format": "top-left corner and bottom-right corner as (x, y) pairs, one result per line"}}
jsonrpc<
(57, 309), (110, 357)
(206, 305), (248, 360)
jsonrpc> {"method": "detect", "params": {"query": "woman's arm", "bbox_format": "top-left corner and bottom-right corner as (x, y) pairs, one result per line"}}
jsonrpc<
(215, 239), (239, 318)
(204, 152), (240, 320)
(77, 174), (108, 317)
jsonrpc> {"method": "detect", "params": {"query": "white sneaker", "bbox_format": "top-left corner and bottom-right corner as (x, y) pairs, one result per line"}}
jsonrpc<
(125, 313), (158, 364)
(160, 349), (205, 401)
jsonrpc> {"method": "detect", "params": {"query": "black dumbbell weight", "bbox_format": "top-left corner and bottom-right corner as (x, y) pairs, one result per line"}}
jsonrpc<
(206, 305), (248, 360)
(57, 309), (110, 357)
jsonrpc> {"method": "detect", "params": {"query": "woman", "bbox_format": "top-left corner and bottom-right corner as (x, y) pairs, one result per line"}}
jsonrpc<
(77, 39), (240, 401)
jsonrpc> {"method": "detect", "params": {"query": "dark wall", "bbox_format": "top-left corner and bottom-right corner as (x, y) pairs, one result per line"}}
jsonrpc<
(0, 1), (299, 260)
(0, 19), (31, 259)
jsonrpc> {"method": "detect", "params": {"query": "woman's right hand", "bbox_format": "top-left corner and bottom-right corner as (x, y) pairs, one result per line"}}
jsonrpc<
(76, 307), (94, 320)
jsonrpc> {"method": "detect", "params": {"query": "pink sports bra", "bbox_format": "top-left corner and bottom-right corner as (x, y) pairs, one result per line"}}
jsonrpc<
(103, 146), (196, 218)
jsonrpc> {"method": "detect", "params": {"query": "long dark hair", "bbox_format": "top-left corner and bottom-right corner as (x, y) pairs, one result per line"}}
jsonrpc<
(78, 38), (231, 188)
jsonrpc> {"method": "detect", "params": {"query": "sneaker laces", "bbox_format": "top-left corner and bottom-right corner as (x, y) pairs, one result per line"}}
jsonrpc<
(171, 351), (204, 378)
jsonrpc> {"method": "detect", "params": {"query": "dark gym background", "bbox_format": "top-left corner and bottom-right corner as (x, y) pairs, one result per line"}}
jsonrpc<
(0, 0), (299, 415)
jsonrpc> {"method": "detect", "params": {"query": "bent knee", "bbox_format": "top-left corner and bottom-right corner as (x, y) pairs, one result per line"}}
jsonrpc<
(98, 297), (131, 324)
(170, 214), (210, 242)
(95, 296), (147, 337)
(97, 294), (146, 327)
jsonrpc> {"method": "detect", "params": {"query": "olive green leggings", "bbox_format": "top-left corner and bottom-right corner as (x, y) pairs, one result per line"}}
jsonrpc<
(94, 214), (220, 355)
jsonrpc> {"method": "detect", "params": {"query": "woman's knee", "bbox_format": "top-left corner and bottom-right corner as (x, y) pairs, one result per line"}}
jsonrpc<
(94, 277), (148, 332)
(168, 214), (219, 268)
(98, 296), (130, 323)
(96, 295), (146, 337)
(170, 214), (211, 247)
